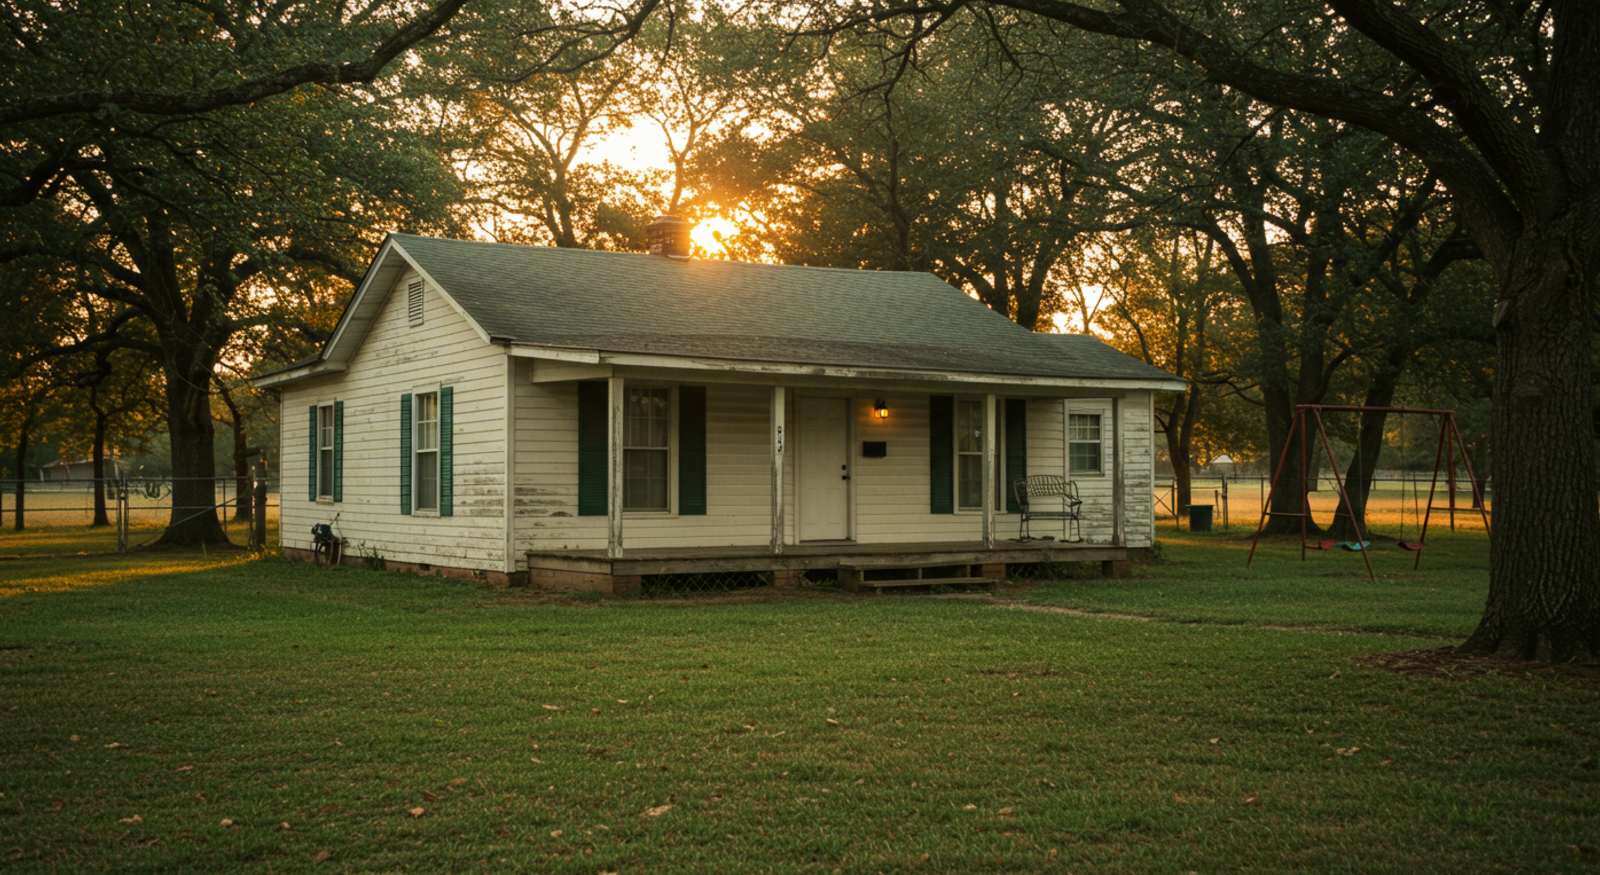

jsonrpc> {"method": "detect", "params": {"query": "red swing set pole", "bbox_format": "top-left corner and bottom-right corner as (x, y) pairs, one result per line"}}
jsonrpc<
(1246, 408), (1304, 567)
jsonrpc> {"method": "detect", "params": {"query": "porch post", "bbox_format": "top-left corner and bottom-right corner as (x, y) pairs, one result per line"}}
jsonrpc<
(981, 392), (997, 549)
(607, 374), (625, 560)
(1111, 393), (1124, 547)
(770, 385), (786, 555)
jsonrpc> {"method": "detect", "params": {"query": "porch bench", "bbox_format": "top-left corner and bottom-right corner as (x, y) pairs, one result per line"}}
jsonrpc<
(1013, 474), (1084, 543)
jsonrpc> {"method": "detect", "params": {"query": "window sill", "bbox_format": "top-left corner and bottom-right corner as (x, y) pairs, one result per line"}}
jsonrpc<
(316, 497), (337, 505)
(412, 508), (440, 517)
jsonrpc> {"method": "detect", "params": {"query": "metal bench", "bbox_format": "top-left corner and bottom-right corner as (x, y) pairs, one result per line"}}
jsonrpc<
(1013, 474), (1083, 543)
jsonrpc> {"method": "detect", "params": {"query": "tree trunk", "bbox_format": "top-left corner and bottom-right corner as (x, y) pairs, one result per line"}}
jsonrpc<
(233, 429), (252, 522)
(1328, 359), (1405, 540)
(1260, 389), (1319, 534)
(91, 410), (110, 527)
(154, 354), (229, 546)
(1461, 226), (1600, 661)
(12, 427), (27, 532)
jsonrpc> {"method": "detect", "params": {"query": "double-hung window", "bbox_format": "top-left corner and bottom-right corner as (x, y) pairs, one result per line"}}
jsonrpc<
(1068, 412), (1104, 475)
(316, 404), (335, 500)
(956, 399), (985, 510)
(414, 391), (440, 512)
(624, 386), (671, 512)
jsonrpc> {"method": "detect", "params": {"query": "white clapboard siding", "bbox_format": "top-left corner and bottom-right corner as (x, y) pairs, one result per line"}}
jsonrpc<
(279, 271), (507, 569)
(1121, 391), (1156, 548)
(512, 375), (777, 555)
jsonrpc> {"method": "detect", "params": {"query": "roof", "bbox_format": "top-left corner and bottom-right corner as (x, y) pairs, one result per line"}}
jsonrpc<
(260, 233), (1183, 388)
(392, 234), (1177, 383)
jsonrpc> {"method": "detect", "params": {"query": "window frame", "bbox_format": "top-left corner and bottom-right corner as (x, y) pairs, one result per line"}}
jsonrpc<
(1067, 410), (1105, 477)
(954, 397), (986, 512)
(412, 390), (441, 514)
(622, 384), (676, 514)
(316, 402), (336, 501)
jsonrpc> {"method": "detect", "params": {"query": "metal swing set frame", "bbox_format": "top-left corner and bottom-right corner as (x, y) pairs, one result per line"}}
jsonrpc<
(1246, 404), (1492, 580)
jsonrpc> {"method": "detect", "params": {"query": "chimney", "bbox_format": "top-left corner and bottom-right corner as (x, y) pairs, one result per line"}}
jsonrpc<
(646, 214), (692, 258)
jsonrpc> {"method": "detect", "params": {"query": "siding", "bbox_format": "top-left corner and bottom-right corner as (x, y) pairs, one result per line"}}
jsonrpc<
(279, 271), (508, 570)
(512, 384), (1158, 560)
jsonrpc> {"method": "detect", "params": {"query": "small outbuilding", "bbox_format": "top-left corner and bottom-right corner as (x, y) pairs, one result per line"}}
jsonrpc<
(253, 225), (1183, 592)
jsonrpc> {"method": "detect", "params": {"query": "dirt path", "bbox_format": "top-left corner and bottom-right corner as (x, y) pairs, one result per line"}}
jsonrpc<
(935, 594), (1458, 640)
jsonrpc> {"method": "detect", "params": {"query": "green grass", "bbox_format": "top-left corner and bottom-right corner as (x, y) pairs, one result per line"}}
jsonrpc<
(1022, 523), (1493, 638)
(0, 527), (1595, 871)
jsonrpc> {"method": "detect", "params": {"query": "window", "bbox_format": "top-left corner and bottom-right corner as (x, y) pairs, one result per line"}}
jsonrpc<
(316, 404), (335, 499)
(414, 391), (439, 511)
(624, 386), (671, 511)
(1069, 412), (1103, 474)
(956, 399), (984, 510)
(406, 279), (424, 326)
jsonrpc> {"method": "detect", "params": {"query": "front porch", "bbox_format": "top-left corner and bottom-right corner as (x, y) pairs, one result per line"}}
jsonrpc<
(526, 539), (1132, 594)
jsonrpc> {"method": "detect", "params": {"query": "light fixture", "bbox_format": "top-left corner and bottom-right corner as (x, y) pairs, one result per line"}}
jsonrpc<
(874, 399), (889, 420)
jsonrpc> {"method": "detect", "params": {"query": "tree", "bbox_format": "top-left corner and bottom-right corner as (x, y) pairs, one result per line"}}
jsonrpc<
(807, 0), (1597, 659)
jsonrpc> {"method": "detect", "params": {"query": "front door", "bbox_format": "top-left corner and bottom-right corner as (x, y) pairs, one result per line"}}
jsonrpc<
(797, 396), (851, 541)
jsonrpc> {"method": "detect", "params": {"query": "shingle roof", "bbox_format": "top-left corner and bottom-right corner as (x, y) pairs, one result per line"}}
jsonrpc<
(390, 233), (1180, 384)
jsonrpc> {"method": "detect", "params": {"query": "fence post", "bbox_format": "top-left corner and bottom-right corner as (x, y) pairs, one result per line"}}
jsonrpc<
(251, 459), (268, 551)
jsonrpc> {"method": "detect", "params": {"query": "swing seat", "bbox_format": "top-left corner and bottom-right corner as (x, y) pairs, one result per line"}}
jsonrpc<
(1397, 541), (1423, 552)
(1338, 540), (1371, 552)
(1306, 539), (1336, 551)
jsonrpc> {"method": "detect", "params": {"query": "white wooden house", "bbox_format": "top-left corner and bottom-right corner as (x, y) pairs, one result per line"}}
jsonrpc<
(253, 221), (1184, 592)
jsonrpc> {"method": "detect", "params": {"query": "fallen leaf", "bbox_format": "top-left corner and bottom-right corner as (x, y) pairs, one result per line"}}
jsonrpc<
(312, 850), (332, 864)
(119, 815), (143, 825)
(997, 807), (1015, 817)
(1335, 746), (1361, 757)
(1242, 794), (1260, 806)
(68, 735), (80, 743)
(408, 807), (427, 818)
(175, 764), (194, 773)
(616, 699), (629, 704)
(591, 708), (601, 715)
(1208, 738), (1220, 745)
(825, 718), (841, 727)
(220, 818), (236, 829)
(449, 777), (468, 787)
(542, 704), (562, 711)
(550, 829), (563, 838)
(104, 742), (124, 750)
(962, 804), (978, 812)
(644, 804), (673, 817)
(278, 821), (292, 831)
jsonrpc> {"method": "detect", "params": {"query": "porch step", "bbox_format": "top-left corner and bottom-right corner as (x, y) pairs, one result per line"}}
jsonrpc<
(856, 576), (999, 592)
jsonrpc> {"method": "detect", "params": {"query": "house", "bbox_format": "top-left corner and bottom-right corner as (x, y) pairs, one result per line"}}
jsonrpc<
(38, 456), (120, 482)
(252, 218), (1185, 592)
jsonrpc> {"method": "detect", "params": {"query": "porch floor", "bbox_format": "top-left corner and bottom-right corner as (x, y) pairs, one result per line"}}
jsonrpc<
(526, 539), (1129, 577)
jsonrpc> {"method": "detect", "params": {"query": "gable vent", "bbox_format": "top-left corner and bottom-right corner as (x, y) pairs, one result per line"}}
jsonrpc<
(406, 279), (425, 326)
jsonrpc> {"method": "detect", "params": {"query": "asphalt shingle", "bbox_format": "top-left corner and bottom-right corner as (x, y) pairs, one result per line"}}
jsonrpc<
(390, 233), (1179, 383)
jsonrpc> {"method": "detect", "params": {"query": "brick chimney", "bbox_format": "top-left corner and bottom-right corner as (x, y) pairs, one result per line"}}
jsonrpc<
(646, 214), (692, 258)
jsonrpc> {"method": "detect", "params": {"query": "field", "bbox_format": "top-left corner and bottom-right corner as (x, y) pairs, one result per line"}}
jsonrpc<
(1, 520), (1595, 872)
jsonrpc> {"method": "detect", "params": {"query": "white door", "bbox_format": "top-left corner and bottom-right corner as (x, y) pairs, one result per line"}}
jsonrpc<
(798, 396), (851, 541)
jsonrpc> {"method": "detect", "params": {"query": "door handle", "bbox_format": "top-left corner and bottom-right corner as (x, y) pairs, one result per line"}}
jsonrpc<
(841, 464), (850, 481)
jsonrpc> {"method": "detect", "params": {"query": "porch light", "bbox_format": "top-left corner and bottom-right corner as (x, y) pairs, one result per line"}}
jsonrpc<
(874, 399), (889, 420)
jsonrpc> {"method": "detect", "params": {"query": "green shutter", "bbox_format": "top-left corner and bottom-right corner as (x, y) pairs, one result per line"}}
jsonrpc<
(307, 405), (318, 501)
(678, 386), (707, 515)
(333, 400), (344, 502)
(929, 395), (954, 514)
(1005, 398), (1027, 512)
(439, 386), (454, 517)
(399, 393), (412, 515)
(577, 381), (607, 516)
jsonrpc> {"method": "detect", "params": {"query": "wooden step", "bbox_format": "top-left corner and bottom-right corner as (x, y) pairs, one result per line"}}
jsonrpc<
(857, 576), (998, 591)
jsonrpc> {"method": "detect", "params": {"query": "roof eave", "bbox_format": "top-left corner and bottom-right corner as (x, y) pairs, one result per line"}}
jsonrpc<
(506, 343), (1188, 391)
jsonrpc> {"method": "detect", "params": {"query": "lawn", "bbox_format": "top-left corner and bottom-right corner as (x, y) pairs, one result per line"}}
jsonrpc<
(0, 526), (1595, 871)
(1022, 523), (1494, 638)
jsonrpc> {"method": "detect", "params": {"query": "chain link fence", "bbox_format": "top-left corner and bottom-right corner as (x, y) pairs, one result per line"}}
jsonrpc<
(0, 475), (280, 551)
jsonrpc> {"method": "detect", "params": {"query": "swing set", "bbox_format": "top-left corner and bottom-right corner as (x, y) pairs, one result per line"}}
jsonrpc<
(1245, 404), (1491, 580)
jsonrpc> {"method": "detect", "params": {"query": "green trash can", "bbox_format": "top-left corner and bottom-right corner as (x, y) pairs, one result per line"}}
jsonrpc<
(1188, 504), (1214, 532)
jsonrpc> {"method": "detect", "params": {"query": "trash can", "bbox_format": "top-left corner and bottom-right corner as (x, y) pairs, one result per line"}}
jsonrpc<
(1188, 504), (1214, 532)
